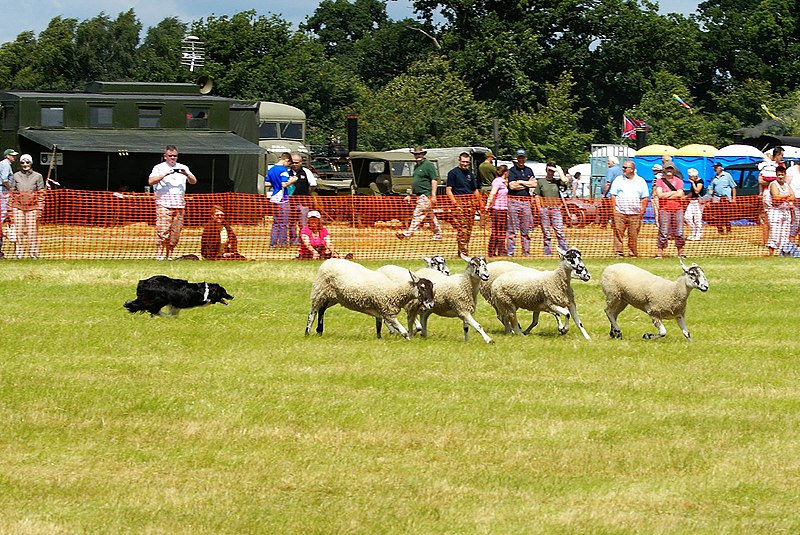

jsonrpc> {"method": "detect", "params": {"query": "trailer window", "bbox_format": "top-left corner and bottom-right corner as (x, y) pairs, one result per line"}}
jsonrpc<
(41, 106), (64, 127)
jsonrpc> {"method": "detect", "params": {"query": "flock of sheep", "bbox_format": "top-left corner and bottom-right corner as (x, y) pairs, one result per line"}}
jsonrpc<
(304, 248), (710, 343)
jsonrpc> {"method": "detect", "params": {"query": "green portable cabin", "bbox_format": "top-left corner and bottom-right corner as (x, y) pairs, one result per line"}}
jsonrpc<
(0, 81), (266, 193)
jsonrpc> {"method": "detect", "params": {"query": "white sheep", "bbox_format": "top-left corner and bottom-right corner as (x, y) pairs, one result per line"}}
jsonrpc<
(601, 259), (709, 340)
(480, 259), (590, 335)
(306, 258), (434, 340)
(377, 256), (451, 334)
(410, 253), (494, 344)
(490, 247), (592, 339)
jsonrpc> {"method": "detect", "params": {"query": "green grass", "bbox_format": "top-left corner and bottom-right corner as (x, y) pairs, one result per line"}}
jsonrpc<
(0, 258), (798, 533)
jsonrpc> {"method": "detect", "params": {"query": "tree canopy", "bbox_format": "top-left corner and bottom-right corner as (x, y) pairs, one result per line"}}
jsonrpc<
(1, 0), (799, 166)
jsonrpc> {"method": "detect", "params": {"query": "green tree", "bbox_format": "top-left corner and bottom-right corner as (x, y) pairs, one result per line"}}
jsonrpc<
(356, 56), (492, 150)
(75, 10), (142, 83)
(500, 72), (594, 166)
(31, 17), (78, 90)
(630, 71), (717, 148)
(135, 17), (190, 82)
(698, 0), (800, 94)
(302, 0), (389, 57)
(0, 32), (38, 89)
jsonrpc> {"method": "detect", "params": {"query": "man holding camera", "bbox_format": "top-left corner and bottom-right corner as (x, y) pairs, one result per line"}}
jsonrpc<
(149, 145), (197, 260)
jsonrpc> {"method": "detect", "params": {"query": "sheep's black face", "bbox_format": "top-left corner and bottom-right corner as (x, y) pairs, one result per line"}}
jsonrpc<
(684, 264), (709, 292)
(415, 277), (435, 309)
(424, 255), (450, 275)
(469, 256), (490, 281)
(563, 248), (591, 282)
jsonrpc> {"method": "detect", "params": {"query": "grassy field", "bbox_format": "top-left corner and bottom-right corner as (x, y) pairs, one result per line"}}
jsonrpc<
(0, 257), (798, 534)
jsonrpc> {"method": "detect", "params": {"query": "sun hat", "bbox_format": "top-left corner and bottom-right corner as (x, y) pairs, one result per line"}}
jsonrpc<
(410, 146), (427, 155)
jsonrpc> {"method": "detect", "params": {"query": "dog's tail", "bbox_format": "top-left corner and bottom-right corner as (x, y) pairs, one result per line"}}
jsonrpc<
(124, 299), (145, 313)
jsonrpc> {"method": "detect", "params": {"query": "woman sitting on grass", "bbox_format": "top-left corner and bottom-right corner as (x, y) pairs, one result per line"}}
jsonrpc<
(297, 210), (347, 260)
(201, 205), (247, 260)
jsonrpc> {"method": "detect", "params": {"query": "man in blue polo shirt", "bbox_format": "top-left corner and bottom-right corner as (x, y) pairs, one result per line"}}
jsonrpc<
(708, 161), (737, 234)
(506, 149), (537, 257)
(446, 152), (481, 255)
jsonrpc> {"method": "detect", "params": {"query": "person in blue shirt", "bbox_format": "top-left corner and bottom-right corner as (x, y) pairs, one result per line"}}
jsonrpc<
(506, 149), (537, 257)
(266, 152), (297, 248)
(0, 148), (18, 258)
(446, 152), (481, 255)
(708, 162), (737, 234)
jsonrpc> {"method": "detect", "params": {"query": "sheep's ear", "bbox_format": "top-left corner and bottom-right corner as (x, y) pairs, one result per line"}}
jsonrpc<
(409, 270), (420, 283)
(460, 252), (471, 263)
(556, 246), (567, 258)
(679, 258), (689, 272)
(422, 256), (432, 264)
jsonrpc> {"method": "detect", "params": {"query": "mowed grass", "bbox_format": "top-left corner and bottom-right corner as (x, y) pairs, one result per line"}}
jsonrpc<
(0, 257), (798, 534)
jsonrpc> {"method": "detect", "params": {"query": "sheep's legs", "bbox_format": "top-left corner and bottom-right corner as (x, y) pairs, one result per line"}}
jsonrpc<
(605, 304), (625, 338)
(462, 313), (493, 343)
(306, 304), (325, 335)
(384, 315), (410, 340)
(568, 301), (591, 340)
(522, 311), (540, 335)
(676, 316), (692, 340)
(420, 310), (431, 338)
(305, 310), (316, 335)
(643, 318), (668, 339)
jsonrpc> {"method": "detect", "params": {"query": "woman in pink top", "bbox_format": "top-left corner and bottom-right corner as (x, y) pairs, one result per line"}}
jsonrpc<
(297, 210), (341, 260)
(485, 165), (509, 257)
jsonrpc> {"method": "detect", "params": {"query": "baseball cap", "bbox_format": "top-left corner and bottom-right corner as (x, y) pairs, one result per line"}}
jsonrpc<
(3, 149), (18, 157)
(515, 149), (527, 157)
(308, 210), (321, 219)
(651, 163), (663, 171)
(712, 162), (724, 168)
(663, 162), (675, 169)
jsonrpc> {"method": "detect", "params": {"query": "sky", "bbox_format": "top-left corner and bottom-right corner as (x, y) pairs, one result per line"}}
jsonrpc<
(0, 0), (702, 46)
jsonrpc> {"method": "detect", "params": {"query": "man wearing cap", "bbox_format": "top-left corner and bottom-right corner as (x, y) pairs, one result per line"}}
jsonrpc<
(654, 162), (686, 258)
(609, 160), (649, 257)
(9, 154), (44, 259)
(446, 152), (481, 255)
(506, 148), (537, 257)
(534, 161), (569, 256)
(397, 146), (443, 241)
(0, 148), (18, 257)
(708, 162), (737, 234)
(478, 151), (497, 190)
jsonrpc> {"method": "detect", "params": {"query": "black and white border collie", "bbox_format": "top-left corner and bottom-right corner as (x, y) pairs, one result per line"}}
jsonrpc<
(124, 275), (233, 317)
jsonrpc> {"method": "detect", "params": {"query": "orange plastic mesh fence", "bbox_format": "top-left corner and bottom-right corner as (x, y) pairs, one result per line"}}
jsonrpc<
(1, 190), (785, 260)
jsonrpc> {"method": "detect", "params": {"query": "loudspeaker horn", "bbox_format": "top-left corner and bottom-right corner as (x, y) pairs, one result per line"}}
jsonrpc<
(196, 76), (213, 95)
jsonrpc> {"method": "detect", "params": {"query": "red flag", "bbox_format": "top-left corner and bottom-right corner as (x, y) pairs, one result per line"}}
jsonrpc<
(623, 116), (647, 139)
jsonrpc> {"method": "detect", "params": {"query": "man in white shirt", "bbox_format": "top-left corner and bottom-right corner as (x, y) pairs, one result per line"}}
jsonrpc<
(148, 145), (197, 260)
(609, 160), (650, 257)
